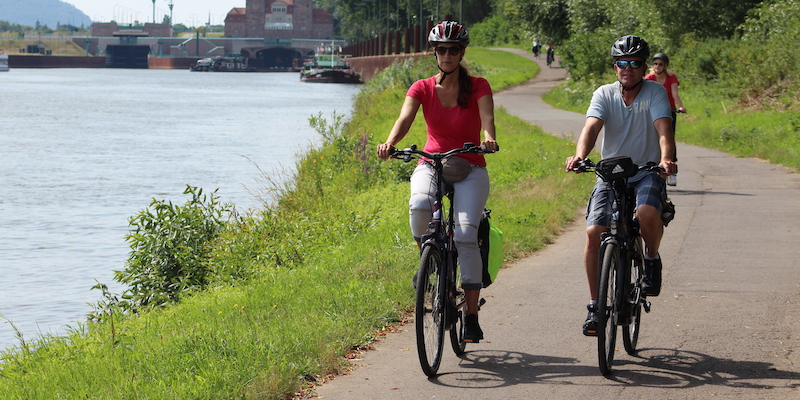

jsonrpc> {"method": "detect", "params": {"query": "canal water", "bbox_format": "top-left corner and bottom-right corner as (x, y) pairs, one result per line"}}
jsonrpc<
(0, 68), (362, 351)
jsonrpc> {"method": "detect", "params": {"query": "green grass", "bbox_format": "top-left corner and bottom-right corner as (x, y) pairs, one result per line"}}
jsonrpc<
(0, 48), (595, 399)
(543, 74), (800, 172)
(675, 86), (800, 170)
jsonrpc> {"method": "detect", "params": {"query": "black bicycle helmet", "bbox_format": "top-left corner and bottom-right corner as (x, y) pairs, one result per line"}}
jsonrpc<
(653, 53), (669, 64)
(428, 20), (469, 47)
(611, 35), (649, 60)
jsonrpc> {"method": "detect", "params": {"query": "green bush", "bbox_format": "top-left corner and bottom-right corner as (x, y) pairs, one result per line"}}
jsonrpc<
(469, 14), (527, 47)
(558, 27), (617, 82)
(110, 185), (233, 313)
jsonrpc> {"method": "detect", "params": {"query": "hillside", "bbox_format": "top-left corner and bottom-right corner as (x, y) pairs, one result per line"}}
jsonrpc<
(0, 0), (91, 28)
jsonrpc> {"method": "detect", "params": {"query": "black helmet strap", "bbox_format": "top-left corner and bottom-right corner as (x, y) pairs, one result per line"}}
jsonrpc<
(620, 78), (643, 92)
(435, 53), (461, 84)
(438, 66), (457, 84)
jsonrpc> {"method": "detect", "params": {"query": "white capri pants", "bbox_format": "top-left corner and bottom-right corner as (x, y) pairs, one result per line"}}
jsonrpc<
(409, 163), (490, 290)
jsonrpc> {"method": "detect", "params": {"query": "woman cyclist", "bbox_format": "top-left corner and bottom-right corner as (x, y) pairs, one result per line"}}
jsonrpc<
(646, 53), (685, 186)
(376, 20), (499, 343)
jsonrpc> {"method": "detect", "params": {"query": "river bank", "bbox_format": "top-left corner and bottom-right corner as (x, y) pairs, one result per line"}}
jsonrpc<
(0, 68), (361, 352)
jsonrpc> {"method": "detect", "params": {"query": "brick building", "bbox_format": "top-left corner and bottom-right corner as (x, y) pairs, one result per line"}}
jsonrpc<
(224, 0), (334, 40)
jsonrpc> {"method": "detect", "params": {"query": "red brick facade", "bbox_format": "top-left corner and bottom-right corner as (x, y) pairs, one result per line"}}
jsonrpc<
(224, 0), (333, 40)
(91, 22), (172, 38)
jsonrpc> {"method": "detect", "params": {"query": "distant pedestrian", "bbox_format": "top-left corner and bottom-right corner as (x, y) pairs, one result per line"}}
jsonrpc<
(546, 44), (555, 67)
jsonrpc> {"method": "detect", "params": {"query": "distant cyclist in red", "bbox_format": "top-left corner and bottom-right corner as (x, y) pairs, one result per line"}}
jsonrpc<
(377, 20), (498, 343)
(646, 53), (685, 186)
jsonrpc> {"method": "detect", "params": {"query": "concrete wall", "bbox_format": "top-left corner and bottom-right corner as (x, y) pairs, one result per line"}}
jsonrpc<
(9, 55), (105, 68)
(348, 53), (429, 82)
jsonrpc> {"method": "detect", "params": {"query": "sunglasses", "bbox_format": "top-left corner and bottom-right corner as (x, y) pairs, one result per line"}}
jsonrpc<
(435, 46), (462, 56)
(615, 60), (644, 69)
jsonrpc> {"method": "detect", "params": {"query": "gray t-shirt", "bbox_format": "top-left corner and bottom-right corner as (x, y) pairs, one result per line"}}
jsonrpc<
(586, 79), (672, 166)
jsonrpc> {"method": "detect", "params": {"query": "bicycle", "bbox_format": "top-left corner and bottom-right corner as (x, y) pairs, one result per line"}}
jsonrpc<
(390, 142), (493, 377)
(573, 156), (665, 376)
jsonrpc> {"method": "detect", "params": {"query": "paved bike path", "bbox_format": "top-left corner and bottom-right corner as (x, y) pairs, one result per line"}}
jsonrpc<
(313, 49), (800, 399)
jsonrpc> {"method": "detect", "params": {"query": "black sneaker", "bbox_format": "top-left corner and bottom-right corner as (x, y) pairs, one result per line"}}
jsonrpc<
(643, 255), (663, 296)
(583, 304), (599, 336)
(463, 313), (483, 343)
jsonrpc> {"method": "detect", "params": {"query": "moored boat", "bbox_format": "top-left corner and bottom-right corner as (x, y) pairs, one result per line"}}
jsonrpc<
(190, 54), (256, 72)
(300, 49), (361, 84)
(0, 53), (9, 72)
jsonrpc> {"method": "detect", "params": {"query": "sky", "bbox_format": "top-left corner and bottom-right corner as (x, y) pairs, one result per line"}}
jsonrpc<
(66, 0), (245, 27)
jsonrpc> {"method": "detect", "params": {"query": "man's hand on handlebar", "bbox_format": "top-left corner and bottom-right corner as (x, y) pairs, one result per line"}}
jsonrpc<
(565, 155), (585, 173)
(660, 160), (678, 177)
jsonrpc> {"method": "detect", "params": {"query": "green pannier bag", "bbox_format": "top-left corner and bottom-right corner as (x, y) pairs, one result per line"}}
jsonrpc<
(479, 209), (504, 288)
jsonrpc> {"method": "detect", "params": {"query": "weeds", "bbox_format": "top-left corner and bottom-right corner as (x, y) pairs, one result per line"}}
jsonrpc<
(100, 185), (234, 314)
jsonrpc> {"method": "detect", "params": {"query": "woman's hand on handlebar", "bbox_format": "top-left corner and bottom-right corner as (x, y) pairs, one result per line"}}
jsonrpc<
(377, 143), (395, 161)
(480, 139), (499, 153)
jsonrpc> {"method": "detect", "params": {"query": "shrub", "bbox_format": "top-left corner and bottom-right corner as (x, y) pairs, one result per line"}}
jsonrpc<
(109, 185), (233, 313)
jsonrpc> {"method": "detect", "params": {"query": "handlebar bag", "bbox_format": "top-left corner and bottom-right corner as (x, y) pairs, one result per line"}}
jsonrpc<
(442, 156), (472, 184)
(595, 156), (637, 181)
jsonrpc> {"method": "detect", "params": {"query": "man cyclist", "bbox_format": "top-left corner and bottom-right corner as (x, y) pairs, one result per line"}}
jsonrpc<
(564, 35), (677, 336)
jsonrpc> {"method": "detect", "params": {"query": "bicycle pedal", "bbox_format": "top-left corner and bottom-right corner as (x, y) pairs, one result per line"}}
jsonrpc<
(643, 301), (652, 313)
(478, 298), (486, 310)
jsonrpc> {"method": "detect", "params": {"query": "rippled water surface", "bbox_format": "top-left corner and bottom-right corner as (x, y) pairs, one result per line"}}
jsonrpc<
(0, 68), (360, 350)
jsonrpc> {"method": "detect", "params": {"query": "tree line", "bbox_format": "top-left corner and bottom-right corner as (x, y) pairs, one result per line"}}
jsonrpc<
(0, 19), (87, 35)
(477, 0), (797, 108)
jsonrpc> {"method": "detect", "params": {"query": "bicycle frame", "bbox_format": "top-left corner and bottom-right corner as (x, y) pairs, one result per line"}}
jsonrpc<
(391, 143), (491, 376)
(419, 157), (460, 333)
(575, 157), (662, 375)
(598, 176), (644, 326)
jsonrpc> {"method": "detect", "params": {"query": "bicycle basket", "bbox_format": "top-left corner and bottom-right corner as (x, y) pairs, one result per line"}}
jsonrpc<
(595, 156), (637, 181)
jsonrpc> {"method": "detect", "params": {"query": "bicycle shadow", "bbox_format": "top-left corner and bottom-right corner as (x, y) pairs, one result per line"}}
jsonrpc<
(608, 348), (800, 389)
(427, 350), (589, 388)
(427, 348), (799, 391)
(668, 189), (754, 197)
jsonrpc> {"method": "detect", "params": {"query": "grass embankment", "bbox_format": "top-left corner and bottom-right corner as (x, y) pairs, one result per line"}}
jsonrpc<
(544, 75), (800, 171)
(0, 48), (594, 399)
(0, 34), (88, 56)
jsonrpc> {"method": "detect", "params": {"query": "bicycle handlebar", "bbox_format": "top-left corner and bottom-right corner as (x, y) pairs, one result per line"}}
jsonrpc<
(571, 158), (666, 174)
(390, 142), (496, 163)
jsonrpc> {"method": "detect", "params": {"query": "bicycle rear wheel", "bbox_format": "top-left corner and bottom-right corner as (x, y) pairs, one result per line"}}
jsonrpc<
(416, 244), (446, 376)
(623, 236), (645, 354)
(448, 261), (466, 356)
(597, 240), (620, 376)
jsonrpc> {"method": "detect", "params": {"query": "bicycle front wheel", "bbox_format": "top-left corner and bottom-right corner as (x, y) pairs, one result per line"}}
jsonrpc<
(597, 240), (620, 376)
(623, 236), (645, 354)
(416, 244), (446, 376)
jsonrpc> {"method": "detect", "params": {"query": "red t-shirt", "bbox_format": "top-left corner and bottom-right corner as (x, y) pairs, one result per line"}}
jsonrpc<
(407, 75), (493, 166)
(645, 72), (680, 109)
